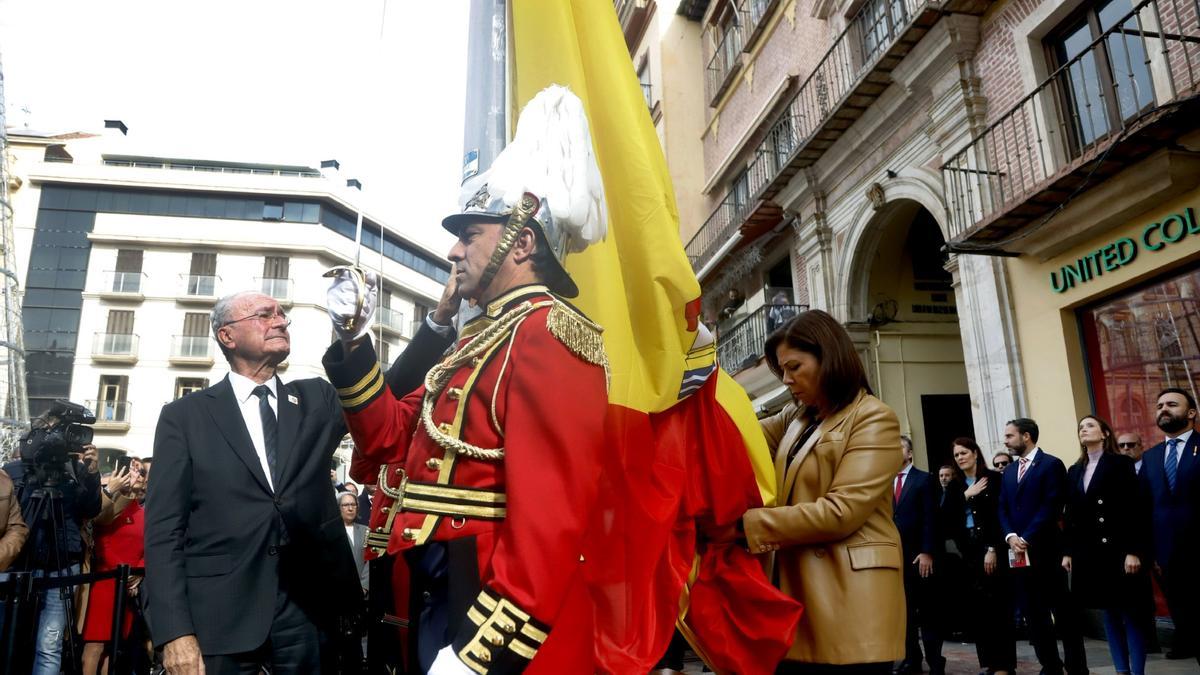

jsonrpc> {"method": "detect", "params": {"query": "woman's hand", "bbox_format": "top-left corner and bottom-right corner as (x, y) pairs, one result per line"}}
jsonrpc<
(1061, 555), (1072, 573)
(108, 466), (132, 496)
(964, 477), (988, 499)
(983, 549), (997, 575)
(1124, 554), (1142, 575)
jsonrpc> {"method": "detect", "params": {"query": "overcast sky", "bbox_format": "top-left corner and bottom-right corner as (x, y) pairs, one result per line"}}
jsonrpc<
(0, 0), (467, 254)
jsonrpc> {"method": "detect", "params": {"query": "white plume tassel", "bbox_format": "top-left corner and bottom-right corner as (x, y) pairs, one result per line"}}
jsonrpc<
(486, 85), (607, 252)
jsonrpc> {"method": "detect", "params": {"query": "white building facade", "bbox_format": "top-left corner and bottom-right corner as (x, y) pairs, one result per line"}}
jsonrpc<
(5, 127), (450, 468)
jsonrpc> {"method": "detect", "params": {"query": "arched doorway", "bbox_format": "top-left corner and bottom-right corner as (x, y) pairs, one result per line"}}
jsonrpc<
(852, 199), (974, 472)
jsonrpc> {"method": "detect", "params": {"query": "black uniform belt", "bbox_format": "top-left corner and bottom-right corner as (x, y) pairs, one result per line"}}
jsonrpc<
(367, 476), (506, 551)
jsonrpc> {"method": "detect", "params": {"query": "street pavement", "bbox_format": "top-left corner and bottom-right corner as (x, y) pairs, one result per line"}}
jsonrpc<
(678, 637), (1200, 673)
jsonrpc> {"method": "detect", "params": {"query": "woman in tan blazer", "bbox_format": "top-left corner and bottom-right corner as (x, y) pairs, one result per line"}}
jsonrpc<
(741, 309), (906, 674)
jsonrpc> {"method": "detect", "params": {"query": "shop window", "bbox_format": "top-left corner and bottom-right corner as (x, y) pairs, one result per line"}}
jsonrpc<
(1081, 265), (1200, 444)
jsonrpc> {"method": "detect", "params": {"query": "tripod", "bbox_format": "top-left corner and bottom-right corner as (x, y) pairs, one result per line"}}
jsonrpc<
(14, 483), (84, 675)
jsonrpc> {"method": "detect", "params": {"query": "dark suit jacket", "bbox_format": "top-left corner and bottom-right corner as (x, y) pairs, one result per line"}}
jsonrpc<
(998, 448), (1067, 557)
(1063, 453), (1147, 585)
(946, 469), (1005, 554)
(1140, 432), (1200, 571)
(144, 376), (361, 654)
(893, 466), (938, 560)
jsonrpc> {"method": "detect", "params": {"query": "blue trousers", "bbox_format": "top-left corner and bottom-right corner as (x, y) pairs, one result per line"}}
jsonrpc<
(1102, 607), (1147, 675)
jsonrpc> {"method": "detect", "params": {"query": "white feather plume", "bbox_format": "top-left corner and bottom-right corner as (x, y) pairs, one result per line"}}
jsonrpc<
(485, 85), (607, 251)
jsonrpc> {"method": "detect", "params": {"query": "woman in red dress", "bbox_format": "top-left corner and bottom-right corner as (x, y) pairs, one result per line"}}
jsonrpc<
(81, 460), (145, 675)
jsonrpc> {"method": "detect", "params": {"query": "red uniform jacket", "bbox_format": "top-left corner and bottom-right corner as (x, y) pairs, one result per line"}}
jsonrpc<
(325, 285), (608, 674)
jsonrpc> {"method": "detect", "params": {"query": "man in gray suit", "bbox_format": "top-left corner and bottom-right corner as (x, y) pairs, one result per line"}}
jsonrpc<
(339, 491), (369, 593)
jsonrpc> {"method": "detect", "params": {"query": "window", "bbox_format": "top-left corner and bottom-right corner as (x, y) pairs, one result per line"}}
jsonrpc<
(1082, 265), (1200, 448)
(175, 377), (209, 399)
(113, 249), (143, 293)
(97, 374), (129, 422)
(637, 56), (653, 110)
(1047, 0), (1154, 154)
(188, 252), (217, 295)
(379, 340), (391, 367)
(730, 168), (751, 212)
(858, 0), (907, 62)
(103, 310), (135, 354)
(263, 200), (285, 221)
(179, 313), (211, 358)
(262, 256), (290, 299)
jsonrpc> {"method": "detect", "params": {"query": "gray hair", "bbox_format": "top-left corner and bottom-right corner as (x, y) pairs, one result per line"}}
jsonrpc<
(211, 291), (261, 360)
(338, 491), (357, 505)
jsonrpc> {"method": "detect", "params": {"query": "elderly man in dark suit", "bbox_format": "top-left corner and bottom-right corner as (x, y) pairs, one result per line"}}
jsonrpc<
(998, 417), (1086, 675)
(145, 285), (457, 675)
(893, 435), (944, 675)
(1140, 387), (1200, 663)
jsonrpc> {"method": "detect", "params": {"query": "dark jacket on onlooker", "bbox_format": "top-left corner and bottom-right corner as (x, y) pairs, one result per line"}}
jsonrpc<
(948, 469), (1007, 553)
(894, 466), (939, 560)
(356, 490), (371, 526)
(0, 468), (29, 571)
(1063, 452), (1148, 608)
(1140, 432), (1200, 572)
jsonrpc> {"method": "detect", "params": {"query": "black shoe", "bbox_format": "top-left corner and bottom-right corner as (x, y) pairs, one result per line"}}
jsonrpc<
(893, 663), (922, 675)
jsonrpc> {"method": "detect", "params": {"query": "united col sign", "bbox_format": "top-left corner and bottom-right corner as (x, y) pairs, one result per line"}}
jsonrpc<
(1050, 207), (1199, 294)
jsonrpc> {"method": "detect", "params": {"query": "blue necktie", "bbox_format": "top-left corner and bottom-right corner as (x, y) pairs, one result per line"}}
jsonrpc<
(1166, 438), (1179, 493)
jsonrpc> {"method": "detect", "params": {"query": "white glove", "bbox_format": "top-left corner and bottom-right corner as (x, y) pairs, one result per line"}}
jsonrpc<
(429, 646), (473, 675)
(326, 267), (378, 343)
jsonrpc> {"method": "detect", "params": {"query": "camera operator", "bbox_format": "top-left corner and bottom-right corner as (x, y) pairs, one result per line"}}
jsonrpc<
(3, 410), (102, 675)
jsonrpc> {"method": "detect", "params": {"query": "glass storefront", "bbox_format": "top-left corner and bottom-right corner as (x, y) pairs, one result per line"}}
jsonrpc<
(1081, 263), (1200, 443)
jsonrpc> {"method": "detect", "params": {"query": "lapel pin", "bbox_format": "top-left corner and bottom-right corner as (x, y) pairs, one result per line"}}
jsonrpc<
(288, 394), (299, 405)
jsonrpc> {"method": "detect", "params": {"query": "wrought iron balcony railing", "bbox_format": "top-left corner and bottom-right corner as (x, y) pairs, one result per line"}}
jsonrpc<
(686, 192), (747, 269)
(942, 0), (1200, 244)
(740, 0), (778, 47)
(706, 22), (745, 104)
(717, 303), (808, 373)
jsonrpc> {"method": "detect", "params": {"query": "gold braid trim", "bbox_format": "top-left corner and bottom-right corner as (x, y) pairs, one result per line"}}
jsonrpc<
(546, 301), (610, 389)
(420, 300), (553, 461)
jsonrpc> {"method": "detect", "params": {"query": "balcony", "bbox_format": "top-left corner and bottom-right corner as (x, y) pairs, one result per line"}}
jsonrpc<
(170, 335), (215, 367)
(942, 0), (1200, 250)
(686, 182), (785, 274)
(179, 274), (219, 304)
(376, 306), (407, 337)
(706, 23), (745, 105)
(717, 303), (808, 374)
(91, 332), (139, 364)
(87, 400), (132, 432)
(257, 277), (293, 305)
(98, 271), (146, 301)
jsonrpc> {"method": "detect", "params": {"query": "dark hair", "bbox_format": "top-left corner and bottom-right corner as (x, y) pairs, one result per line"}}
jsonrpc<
(938, 464), (955, 474)
(1158, 387), (1198, 411)
(949, 436), (984, 481)
(764, 309), (871, 417)
(991, 449), (1013, 468)
(900, 435), (913, 452)
(1076, 414), (1118, 465)
(1005, 417), (1040, 445)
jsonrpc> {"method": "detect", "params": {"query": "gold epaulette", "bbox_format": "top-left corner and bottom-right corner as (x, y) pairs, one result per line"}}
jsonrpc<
(546, 300), (609, 370)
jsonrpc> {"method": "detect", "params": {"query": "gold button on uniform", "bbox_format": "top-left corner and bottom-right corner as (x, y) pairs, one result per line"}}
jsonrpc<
(402, 528), (417, 541)
(471, 357), (482, 367)
(447, 387), (462, 401)
(438, 422), (452, 434)
(426, 457), (442, 471)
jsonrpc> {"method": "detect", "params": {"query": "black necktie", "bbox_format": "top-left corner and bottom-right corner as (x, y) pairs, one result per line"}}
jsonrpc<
(252, 384), (279, 485)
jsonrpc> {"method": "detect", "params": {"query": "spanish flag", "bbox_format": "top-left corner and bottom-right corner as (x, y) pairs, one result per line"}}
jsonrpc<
(511, 2), (803, 672)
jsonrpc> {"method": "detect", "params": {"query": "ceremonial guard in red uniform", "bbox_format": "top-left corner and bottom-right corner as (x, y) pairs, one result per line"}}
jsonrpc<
(324, 86), (610, 674)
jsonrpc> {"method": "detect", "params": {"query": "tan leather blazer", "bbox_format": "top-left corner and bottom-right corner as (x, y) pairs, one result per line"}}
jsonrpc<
(743, 389), (906, 665)
(0, 469), (29, 571)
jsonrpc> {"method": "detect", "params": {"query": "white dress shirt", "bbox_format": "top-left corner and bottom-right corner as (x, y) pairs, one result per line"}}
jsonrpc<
(344, 523), (356, 547)
(895, 462), (913, 497)
(227, 372), (278, 491)
(1164, 428), (1193, 468)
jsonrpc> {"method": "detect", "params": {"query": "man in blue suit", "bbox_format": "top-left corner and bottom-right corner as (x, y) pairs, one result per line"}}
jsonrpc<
(1140, 387), (1200, 663)
(997, 418), (1086, 675)
(892, 436), (944, 675)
